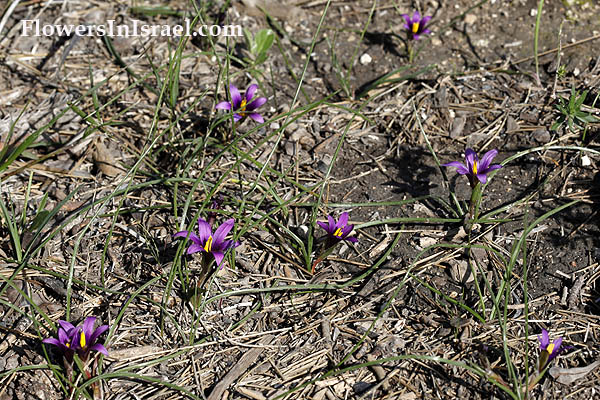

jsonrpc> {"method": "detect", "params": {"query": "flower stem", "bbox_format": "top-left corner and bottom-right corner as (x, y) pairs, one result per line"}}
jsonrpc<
(312, 242), (337, 273)
(468, 182), (482, 221)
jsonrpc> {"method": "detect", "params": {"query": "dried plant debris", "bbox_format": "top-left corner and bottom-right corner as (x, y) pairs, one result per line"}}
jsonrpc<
(0, 0), (599, 399)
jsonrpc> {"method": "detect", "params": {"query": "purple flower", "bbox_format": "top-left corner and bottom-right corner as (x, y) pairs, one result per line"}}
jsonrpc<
(174, 218), (240, 268)
(539, 329), (564, 364)
(73, 317), (109, 360)
(215, 84), (267, 123)
(443, 148), (503, 186)
(42, 320), (78, 359)
(43, 318), (108, 361)
(401, 11), (432, 40)
(318, 212), (358, 243)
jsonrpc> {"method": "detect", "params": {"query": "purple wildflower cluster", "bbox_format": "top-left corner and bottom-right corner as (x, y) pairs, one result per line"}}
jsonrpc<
(32, 10), (579, 396)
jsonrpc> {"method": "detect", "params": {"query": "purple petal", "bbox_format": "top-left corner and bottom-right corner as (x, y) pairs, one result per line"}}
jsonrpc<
(248, 113), (264, 123)
(233, 113), (243, 122)
(246, 97), (267, 111)
(215, 101), (232, 110)
(552, 337), (563, 357)
(421, 16), (432, 26)
(476, 173), (488, 184)
(219, 239), (240, 251)
(341, 224), (354, 237)
(539, 329), (550, 349)
(479, 149), (499, 170)
(213, 218), (235, 246)
(412, 11), (421, 23)
(212, 251), (225, 268)
(58, 320), (75, 333)
(317, 221), (329, 231)
(338, 212), (349, 228)
(173, 230), (202, 245)
(403, 23), (411, 31)
(245, 84), (258, 102)
(443, 161), (469, 175)
(326, 215), (336, 232)
(464, 149), (477, 172)
(89, 325), (109, 344)
(421, 29), (431, 35)
(229, 84), (242, 109)
(197, 218), (212, 243)
(401, 14), (411, 26)
(187, 243), (204, 254)
(89, 343), (109, 356)
(345, 236), (358, 243)
(67, 327), (80, 343)
(552, 337), (563, 354)
(57, 328), (69, 345)
(82, 317), (97, 341)
(43, 338), (62, 347)
(413, 34), (421, 40)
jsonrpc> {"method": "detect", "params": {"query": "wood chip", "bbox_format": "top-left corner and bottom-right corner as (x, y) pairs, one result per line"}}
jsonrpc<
(236, 387), (266, 400)
(549, 361), (600, 384)
(567, 275), (585, 310)
(93, 139), (122, 177)
(207, 335), (274, 400)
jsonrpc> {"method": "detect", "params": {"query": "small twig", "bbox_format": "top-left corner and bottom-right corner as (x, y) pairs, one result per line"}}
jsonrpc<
(207, 334), (275, 400)
(567, 275), (586, 310)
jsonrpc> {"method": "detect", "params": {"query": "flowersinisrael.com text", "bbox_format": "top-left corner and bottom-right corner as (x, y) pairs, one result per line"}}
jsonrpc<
(21, 19), (242, 38)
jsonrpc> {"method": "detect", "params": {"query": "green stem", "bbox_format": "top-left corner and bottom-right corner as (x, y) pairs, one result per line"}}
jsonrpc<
(469, 182), (482, 220)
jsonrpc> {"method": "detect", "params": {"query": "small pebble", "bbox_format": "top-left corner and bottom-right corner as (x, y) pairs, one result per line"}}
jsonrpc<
(297, 225), (309, 239)
(581, 155), (591, 167)
(464, 14), (477, 24)
(360, 53), (372, 65)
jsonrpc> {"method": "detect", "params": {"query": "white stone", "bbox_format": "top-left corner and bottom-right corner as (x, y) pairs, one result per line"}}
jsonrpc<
(464, 14), (477, 24)
(360, 53), (372, 65)
(581, 155), (591, 167)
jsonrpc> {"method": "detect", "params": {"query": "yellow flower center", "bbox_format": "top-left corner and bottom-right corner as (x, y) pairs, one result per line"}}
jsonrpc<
(240, 99), (247, 112)
(80, 331), (86, 349)
(333, 228), (343, 237)
(472, 160), (478, 175)
(412, 22), (419, 33)
(65, 342), (71, 348)
(204, 236), (213, 252)
(547, 343), (555, 354)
